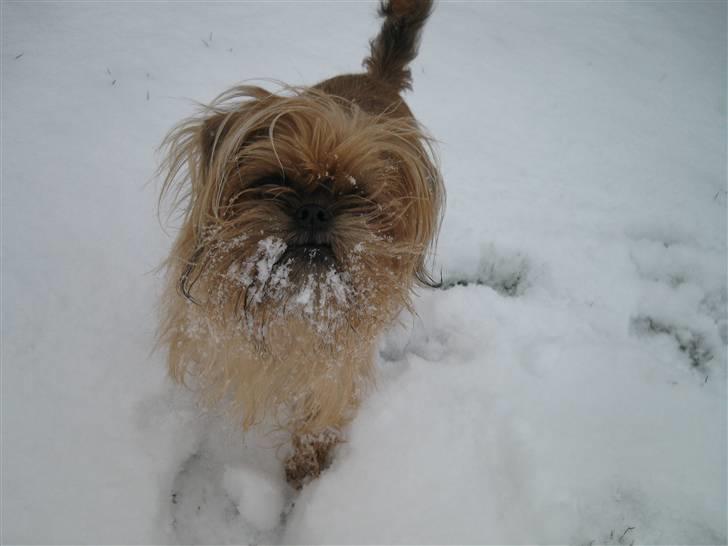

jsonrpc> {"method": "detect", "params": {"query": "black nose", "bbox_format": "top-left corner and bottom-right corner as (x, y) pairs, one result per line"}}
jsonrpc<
(295, 204), (332, 231)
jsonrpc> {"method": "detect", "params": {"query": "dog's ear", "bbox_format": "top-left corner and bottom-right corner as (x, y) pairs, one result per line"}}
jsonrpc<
(162, 86), (279, 187)
(160, 110), (226, 190)
(198, 111), (235, 174)
(196, 93), (279, 179)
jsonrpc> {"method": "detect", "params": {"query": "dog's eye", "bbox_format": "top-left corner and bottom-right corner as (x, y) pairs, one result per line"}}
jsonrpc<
(247, 175), (287, 190)
(351, 185), (366, 197)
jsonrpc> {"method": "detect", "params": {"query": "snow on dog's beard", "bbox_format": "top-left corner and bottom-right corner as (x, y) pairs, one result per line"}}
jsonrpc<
(185, 228), (402, 351)
(158, 85), (443, 434)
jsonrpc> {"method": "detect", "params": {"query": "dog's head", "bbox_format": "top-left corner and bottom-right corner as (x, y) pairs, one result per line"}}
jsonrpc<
(160, 85), (443, 346)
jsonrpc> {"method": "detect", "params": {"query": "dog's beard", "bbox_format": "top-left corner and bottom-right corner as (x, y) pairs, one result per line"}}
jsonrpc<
(179, 223), (403, 352)
(215, 233), (357, 342)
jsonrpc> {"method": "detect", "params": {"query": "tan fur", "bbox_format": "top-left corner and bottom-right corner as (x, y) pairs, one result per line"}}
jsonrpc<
(157, 1), (441, 488)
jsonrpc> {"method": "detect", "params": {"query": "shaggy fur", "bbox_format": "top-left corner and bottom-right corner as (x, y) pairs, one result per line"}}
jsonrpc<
(158, 0), (442, 488)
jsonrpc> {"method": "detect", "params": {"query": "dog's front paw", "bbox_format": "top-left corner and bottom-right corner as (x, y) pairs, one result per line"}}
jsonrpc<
(284, 431), (340, 490)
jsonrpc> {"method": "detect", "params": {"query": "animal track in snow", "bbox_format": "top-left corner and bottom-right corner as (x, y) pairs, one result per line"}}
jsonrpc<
(630, 315), (714, 370)
(441, 243), (531, 297)
(166, 424), (290, 545)
(170, 450), (255, 544)
(626, 230), (725, 374)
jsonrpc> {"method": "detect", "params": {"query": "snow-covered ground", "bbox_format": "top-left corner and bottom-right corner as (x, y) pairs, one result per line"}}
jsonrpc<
(2, 2), (726, 544)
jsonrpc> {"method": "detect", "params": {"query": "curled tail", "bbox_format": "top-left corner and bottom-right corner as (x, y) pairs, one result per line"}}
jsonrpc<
(363, 0), (434, 91)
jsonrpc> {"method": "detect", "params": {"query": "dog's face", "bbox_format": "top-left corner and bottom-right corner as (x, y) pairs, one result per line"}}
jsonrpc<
(161, 85), (442, 349)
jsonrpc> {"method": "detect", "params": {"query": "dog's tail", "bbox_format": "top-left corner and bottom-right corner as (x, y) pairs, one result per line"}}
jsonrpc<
(363, 0), (434, 91)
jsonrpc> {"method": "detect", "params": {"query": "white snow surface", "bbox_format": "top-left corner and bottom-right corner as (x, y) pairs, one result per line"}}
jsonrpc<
(2, 2), (726, 544)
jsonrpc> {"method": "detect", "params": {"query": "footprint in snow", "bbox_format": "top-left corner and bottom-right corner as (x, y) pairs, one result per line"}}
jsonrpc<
(169, 446), (290, 544)
(440, 242), (532, 297)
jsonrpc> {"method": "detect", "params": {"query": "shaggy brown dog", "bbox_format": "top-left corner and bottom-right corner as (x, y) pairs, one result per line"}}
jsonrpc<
(158, 0), (443, 489)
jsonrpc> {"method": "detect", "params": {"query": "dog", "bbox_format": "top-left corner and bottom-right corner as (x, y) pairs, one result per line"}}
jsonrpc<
(158, 0), (443, 489)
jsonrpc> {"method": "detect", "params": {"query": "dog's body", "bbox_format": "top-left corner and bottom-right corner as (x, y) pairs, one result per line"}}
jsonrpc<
(159, 0), (442, 488)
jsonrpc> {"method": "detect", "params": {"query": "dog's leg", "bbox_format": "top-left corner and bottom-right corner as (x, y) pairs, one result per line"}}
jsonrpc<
(284, 428), (341, 490)
(283, 344), (373, 490)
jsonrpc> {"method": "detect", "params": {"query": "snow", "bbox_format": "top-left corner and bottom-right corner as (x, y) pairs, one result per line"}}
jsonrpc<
(2, 1), (725, 544)
(222, 465), (286, 532)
